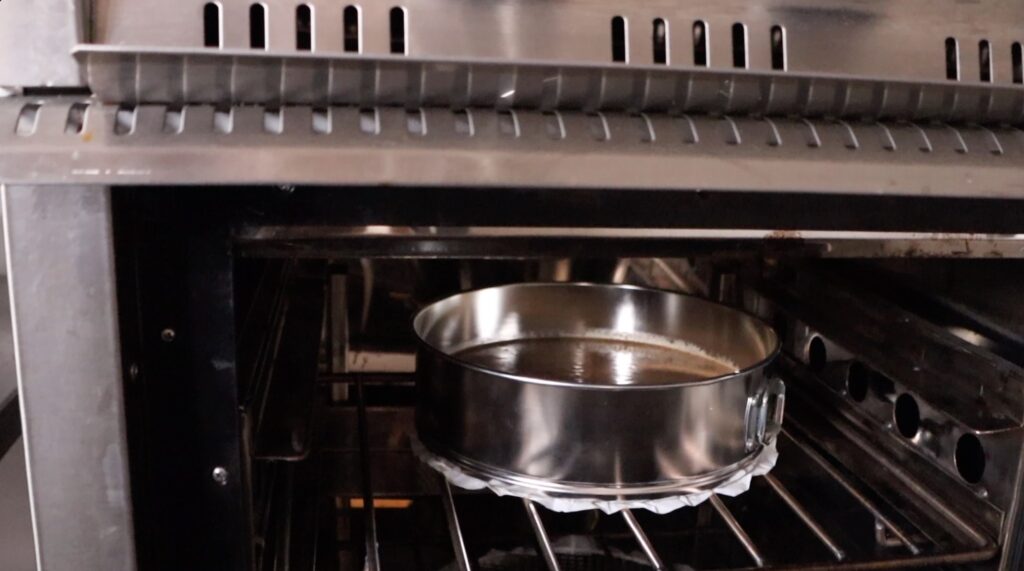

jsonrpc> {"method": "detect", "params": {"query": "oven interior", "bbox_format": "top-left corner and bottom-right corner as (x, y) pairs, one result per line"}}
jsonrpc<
(110, 188), (1024, 571)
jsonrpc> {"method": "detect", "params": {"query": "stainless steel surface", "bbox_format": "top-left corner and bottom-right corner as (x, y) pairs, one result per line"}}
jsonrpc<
(709, 494), (765, 567)
(0, 0), (84, 88)
(2, 186), (136, 571)
(3, 99), (1024, 199)
(763, 473), (845, 561)
(76, 46), (1024, 124)
(522, 499), (560, 571)
(85, 0), (1024, 86)
(440, 478), (472, 571)
(415, 283), (782, 498)
(621, 509), (665, 570)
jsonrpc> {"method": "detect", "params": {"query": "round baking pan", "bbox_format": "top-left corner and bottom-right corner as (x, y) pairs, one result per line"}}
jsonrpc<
(413, 283), (784, 499)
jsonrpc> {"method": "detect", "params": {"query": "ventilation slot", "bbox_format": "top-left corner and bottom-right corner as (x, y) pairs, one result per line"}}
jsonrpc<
(65, 102), (88, 135)
(250, 4), (267, 49)
(544, 112), (566, 140)
(652, 19), (668, 64)
(15, 103), (40, 137)
(1013, 43), (1023, 84)
(406, 110), (426, 136)
(693, 21), (708, 67)
(589, 113), (610, 141)
(637, 114), (655, 143)
(312, 108), (331, 134)
(114, 105), (137, 136)
(894, 393), (920, 439)
(203, 3), (222, 48)
(296, 4), (313, 51)
(807, 336), (827, 371)
(163, 106), (185, 134)
(264, 108), (284, 134)
(979, 40), (992, 82)
(945, 37), (959, 80)
(731, 23), (747, 68)
(390, 7), (407, 54)
(611, 16), (627, 63)
(678, 115), (699, 144)
(344, 6), (360, 53)
(359, 108), (379, 134)
(454, 110), (474, 136)
(213, 107), (233, 134)
(846, 362), (869, 402)
(498, 110), (520, 138)
(956, 433), (986, 484)
(770, 25), (786, 70)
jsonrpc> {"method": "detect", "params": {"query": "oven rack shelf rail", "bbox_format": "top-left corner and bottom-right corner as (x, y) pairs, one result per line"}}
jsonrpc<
(337, 371), (999, 570)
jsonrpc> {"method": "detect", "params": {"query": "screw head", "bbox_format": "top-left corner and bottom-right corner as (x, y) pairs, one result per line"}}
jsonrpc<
(160, 328), (176, 343)
(129, 364), (139, 381)
(212, 467), (229, 486)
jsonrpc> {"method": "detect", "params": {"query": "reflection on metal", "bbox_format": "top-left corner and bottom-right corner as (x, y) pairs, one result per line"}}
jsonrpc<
(709, 494), (765, 567)
(523, 500), (561, 571)
(440, 478), (473, 571)
(764, 473), (845, 561)
(621, 509), (665, 570)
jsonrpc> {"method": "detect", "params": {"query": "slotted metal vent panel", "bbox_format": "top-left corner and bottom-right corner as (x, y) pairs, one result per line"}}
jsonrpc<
(91, 0), (1024, 85)
(80, 0), (1024, 118)
(2, 97), (1023, 194)
(77, 48), (1024, 124)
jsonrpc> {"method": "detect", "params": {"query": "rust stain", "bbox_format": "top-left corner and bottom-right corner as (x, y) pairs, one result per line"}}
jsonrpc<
(81, 132), (93, 142)
(766, 229), (802, 240)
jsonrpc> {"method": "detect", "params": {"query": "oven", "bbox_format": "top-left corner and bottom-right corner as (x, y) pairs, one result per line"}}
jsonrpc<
(2, 1), (1024, 570)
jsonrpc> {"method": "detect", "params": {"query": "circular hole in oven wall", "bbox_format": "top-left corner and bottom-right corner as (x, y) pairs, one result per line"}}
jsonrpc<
(846, 362), (869, 402)
(955, 433), (986, 484)
(807, 336), (827, 372)
(894, 393), (920, 438)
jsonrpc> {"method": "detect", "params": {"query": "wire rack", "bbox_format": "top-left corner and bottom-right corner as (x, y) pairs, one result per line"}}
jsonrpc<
(323, 367), (998, 571)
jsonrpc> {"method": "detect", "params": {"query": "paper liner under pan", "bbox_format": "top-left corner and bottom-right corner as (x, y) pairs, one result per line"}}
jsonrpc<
(412, 432), (778, 515)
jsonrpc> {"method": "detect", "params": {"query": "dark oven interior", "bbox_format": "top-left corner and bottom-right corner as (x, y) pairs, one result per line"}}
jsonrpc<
(111, 187), (1024, 571)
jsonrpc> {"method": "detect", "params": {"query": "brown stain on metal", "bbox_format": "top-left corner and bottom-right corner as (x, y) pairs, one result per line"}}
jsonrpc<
(766, 229), (803, 240)
(81, 132), (93, 142)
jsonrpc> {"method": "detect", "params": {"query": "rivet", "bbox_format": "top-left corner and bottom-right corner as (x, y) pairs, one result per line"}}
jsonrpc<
(212, 467), (229, 486)
(161, 328), (176, 343)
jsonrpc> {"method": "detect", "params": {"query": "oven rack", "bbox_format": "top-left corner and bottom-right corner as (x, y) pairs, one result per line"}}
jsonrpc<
(317, 365), (998, 570)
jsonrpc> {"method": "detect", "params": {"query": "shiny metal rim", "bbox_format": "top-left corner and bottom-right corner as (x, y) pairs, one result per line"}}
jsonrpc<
(420, 435), (766, 499)
(413, 282), (780, 391)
